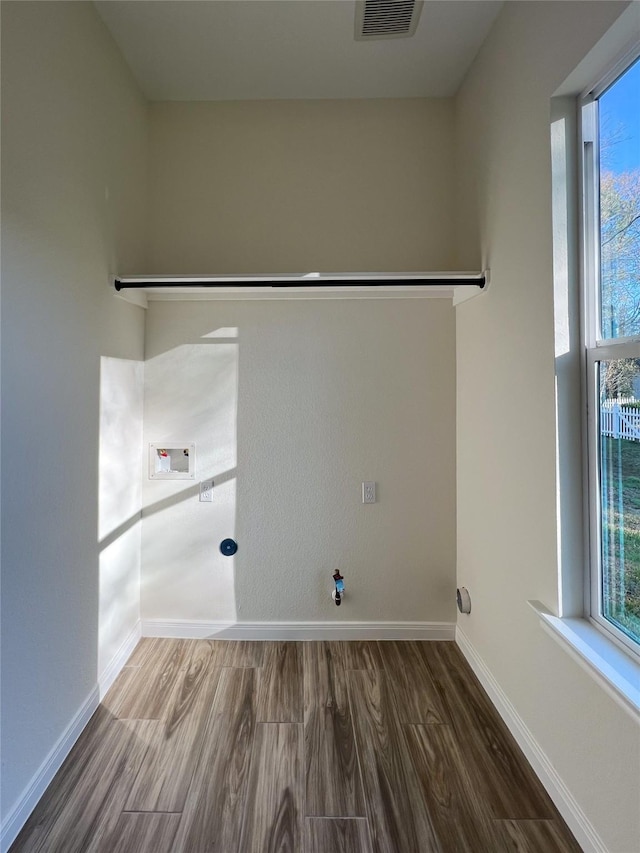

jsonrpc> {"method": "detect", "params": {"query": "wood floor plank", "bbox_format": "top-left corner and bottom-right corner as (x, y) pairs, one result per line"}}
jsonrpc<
(116, 640), (189, 720)
(496, 819), (583, 852)
(77, 720), (160, 853)
(125, 642), (222, 811)
(11, 718), (158, 853)
(304, 642), (365, 817)
(9, 706), (114, 852)
(347, 668), (439, 853)
(420, 642), (554, 820)
(256, 641), (303, 722)
(405, 723), (505, 852)
(223, 639), (265, 667)
(378, 641), (451, 725)
(102, 813), (181, 853)
(125, 637), (160, 668)
(171, 667), (256, 852)
(335, 640), (384, 670)
(12, 640), (578, 853)
(179, 638), (229, 669)
(101, 666), (142, 717)
(305, 818), (371, 853)
(239, 723), (303, 853)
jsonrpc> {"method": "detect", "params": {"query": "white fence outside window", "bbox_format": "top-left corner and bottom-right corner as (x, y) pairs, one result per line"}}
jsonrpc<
(600, 399), (640, 442)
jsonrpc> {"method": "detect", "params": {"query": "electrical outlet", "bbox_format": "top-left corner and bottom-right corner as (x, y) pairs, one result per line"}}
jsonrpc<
(362, 481), (376, 504)
(199, 480), (214, 502)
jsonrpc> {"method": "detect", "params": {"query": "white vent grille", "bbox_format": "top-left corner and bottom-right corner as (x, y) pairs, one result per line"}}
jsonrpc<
(355, 0), (423, 41)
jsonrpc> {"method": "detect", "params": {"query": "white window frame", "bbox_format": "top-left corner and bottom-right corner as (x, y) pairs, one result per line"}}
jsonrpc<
(581, 44), (640, 661)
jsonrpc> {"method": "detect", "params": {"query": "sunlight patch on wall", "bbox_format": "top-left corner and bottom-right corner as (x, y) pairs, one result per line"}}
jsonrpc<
(201, 327), (239, 339)
(141, 338), (239, 624)
(98, 357), (144, 679)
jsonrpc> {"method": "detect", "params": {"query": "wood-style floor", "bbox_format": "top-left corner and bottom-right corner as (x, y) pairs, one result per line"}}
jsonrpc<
(10, 640), (582, 852)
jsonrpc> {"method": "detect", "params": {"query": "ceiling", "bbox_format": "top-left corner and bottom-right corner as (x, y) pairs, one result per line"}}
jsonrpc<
(95, 1), (503, 101)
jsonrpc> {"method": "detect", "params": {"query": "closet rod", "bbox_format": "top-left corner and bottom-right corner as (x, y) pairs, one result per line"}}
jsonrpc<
(114, 274), (486, 291)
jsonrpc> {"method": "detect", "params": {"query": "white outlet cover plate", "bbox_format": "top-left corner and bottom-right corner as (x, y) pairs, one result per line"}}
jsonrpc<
(199, 480), (214, 502)
(362, 481), (376, 503)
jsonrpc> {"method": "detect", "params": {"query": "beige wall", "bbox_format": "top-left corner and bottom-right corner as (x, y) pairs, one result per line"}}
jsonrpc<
(147, 98), (455, 274)
(142, 96), (459, 628)
(455, 3), (639, 850)
(1, 1), (147, 830)
(143, 297), (457, 625)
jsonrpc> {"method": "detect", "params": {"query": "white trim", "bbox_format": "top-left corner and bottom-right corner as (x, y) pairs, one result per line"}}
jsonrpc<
(141, 289), (459, 302)
(141, 619), (455, 641)
(451, 285), (483, 306)
(98, 620), (142, 699)
(453, 268), (490, 306)
(595, 334), (640, 348)
(586, 39), (640, 101)
(455, 627), (608, 853)
(0, 687), (100, 853)
(114, 287), (148, 309)
(142, 619), (235, 638)
(115, 270), (484, 284)
(114, 271), (488, 304)
(580, 42), (640, 660)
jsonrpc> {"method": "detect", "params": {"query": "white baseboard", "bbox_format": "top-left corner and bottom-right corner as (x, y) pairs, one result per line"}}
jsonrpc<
(0, 686), (100, 853)
(142, 619), (455, 641)
(455, 627), (607, 853)
(98, 620), (142, 699)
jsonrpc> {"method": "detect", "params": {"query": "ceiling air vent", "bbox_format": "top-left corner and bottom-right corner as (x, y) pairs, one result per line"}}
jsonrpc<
(355, 0), (423, 41)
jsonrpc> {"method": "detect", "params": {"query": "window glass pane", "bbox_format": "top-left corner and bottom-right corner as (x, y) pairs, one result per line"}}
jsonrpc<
(599, 59), (640, 339)
(599, 360), (640, 645)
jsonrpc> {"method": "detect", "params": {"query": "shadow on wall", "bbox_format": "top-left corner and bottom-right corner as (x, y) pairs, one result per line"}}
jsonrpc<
(98, 466), (237, 555)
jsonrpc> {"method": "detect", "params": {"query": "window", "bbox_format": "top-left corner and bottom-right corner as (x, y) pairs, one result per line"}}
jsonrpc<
(582, 50), (640, 656)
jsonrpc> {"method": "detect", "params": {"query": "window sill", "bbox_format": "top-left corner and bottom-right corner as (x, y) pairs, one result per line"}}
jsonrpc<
(528, 600), (640, 721)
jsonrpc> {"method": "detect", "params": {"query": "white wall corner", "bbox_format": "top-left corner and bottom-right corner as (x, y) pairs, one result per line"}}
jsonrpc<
(98, 619), (142, 699)
(0, 686), (100, 853)
(455, 627), (608, 853)
(141, 620), (456, 641)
